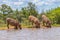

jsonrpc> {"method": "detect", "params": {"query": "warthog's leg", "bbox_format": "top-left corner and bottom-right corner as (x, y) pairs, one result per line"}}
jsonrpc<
(35, 24), (40, 28)
(46, 23), (51, 28)
(31, 22), (33, 25)
(34, 21), (40, 28)
(35, 25), (40, 28)
(19, 25), (22, 29)
(14, 25), (18, 29)
(7, 23), (9, 29)
(43, 21), (45, 26)
(48, 23), (51, 28)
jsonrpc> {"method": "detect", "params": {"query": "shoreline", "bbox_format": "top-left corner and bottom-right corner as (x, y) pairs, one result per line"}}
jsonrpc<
(0, 26), (60, 30)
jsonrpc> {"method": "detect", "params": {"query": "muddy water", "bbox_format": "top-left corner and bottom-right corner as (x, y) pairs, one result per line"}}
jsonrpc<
(0, 27), (60, 40)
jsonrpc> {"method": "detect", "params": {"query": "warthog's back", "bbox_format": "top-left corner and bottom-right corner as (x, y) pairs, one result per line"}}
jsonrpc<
(6, 18), (19, 26)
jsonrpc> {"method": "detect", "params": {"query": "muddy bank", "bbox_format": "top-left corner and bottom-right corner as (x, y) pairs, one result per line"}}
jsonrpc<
(0, 26), (59, 30)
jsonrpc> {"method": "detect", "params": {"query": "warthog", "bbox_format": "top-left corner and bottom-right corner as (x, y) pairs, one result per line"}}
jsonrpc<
(42, 15), (51, 28)
(29, 15), (40, 28)
(6, 18), (22, 29)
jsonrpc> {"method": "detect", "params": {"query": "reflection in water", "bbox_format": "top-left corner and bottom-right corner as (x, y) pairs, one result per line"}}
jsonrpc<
(0, 27), (60, 40)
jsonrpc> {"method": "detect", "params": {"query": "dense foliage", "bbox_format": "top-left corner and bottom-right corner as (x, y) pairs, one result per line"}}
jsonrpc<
(0, 2), (60, 27)
(45, 7), (60, 24)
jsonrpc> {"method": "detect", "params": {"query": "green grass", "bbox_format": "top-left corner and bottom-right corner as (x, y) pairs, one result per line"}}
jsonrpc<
(52, 24), (60, 27)
(21, 22), (32, 28)
(0, 24), (7, 30)
(0, 24), (7, 27)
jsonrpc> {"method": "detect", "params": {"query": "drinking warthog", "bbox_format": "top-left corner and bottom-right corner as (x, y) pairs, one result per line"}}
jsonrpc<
(29, 15), (40, 28)
(6, 18), (22, 29)
(42, 15), (51, 28)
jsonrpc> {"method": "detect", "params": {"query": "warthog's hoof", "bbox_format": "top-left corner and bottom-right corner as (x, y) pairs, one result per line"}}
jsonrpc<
(46, 25), (51, 28)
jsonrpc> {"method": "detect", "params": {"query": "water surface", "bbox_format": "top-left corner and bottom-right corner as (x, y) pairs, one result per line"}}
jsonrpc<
(0, 27), (60, 40)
